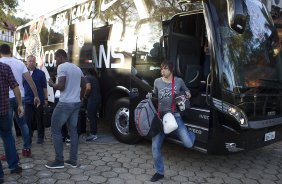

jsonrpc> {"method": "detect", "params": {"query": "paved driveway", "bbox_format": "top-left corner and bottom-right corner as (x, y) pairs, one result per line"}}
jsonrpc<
(1, 120), (282, 183)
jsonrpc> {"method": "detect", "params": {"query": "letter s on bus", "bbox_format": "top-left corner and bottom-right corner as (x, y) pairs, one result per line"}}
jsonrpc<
(98, 44), (124, 69)
(111, 49), (124, 68)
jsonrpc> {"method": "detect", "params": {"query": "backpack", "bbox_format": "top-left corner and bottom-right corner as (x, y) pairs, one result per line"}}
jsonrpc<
(134, 98), (162, 137)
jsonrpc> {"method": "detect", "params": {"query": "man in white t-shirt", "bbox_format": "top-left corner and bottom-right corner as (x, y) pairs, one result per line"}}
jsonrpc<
(45, 49), (85, 169)
(0, 44), (40, 158)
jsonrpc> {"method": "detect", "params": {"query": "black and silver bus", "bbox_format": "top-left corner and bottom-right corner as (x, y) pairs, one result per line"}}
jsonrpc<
(14, 0), (282, 154)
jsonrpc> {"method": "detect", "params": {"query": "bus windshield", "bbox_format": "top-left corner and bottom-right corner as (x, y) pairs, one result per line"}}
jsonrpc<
(215, 0), (282, 92)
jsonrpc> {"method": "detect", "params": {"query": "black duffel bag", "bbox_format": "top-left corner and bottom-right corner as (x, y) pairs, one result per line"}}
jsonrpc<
(43, 106), (52, 128)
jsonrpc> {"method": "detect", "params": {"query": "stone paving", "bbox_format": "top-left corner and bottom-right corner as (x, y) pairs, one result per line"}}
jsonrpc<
(1, 120), (282, 183)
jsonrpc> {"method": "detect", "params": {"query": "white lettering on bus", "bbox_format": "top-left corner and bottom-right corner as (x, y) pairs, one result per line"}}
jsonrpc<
(98, 44), (125, 69)
(44, 50), (56, 67)
(189, 127), (202, 135)
(54, 12), (68, 32)
(71, 1), (94, 24)
(101, 0), (119, 11)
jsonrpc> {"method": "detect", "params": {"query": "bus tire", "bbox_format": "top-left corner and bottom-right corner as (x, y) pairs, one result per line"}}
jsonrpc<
(110, 97), (141, 144)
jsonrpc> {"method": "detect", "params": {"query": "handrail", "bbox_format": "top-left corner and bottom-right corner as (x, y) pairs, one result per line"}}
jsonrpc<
(206, 72), (211, 106)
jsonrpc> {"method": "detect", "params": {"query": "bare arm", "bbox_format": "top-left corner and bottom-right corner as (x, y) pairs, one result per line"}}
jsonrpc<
(13, 86), (24, 117)
(44, 88), (48, 99)
(84, 83), (91, 98)
(48, 76), (66, 91)
(23, 72), (39, 97)
(80, 77), (86, 100)
(23, 72), (40, 107)
(185, 90), (191, 99)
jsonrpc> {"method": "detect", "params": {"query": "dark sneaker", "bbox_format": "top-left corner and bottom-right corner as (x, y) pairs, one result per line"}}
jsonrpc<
(45, 160), (64, 169)
(85, 134), (98, 142)
(22, 148), (31, 157)
(10, 166), (22, 174)
(64, 160), (77, 168)
(150, 173), (164, 182)
(0, 177), (3, 184)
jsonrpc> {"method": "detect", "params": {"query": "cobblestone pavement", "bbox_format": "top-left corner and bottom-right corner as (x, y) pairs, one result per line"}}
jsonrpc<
(1, 120), (282, 184)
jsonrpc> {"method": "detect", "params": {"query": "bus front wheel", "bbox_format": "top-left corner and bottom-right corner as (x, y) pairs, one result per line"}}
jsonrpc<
(110, 97), (140, 144)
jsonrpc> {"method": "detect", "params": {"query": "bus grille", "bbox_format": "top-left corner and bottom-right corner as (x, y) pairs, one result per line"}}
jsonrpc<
(239, 95), (282, 120)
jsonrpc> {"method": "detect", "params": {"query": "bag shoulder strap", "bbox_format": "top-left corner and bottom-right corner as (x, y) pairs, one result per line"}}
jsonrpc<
(171, 76), (175, 113)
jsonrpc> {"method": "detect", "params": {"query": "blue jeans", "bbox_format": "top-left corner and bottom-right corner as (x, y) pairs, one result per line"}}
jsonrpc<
(152, 113), (195, 175)
(51, 102), (81, 162)
(9, 98), (31, 149)
(0, 114), (20, 177)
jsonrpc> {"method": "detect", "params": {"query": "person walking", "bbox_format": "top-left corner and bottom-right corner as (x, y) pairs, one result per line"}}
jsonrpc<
(45, 49), (85, 169)
(84, 68), (101, 141)
(0, 44), (40, 157)
(0, 62), (24, 183)
(150, 60), (195, 182)
(23, 55), (48, 144)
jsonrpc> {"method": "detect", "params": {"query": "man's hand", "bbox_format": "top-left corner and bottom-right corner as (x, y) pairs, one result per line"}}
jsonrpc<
(18, 105), (24, 118)
(44, 99), (48, 107)
(185, 91), (191, 99)
(146, 92), (152, 99)
(34, 96), (41, 107)
(48, 79), (55, 87)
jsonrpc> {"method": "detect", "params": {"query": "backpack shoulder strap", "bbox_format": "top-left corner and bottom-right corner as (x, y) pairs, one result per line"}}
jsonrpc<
(171, 76), (175, 113)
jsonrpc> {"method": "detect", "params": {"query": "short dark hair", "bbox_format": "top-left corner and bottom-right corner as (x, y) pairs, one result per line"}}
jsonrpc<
(55, 49), (68, 59)
(0, 44), (11, 55)
(27, 55), (36, 61)
(161, 60), (174, 72)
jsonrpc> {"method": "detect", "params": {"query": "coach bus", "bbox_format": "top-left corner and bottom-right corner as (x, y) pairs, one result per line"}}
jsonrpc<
(13, 0), (282, 154)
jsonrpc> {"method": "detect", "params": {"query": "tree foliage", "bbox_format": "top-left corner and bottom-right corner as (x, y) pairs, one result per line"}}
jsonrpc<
(0, 0), (30, 28)
(8, 15), (31, 27)
(0, 0), (18, 19)
(99, 0), (136, 41)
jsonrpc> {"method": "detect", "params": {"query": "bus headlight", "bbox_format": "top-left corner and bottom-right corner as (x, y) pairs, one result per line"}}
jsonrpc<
(227, 106), (247, 127)
(213, 98), (248, 128)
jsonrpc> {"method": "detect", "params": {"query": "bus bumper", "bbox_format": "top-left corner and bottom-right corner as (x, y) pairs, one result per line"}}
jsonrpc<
(222, 125), (282, 153)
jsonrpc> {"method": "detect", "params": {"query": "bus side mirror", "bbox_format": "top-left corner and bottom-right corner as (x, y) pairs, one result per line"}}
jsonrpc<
(227, 0), (247, 34)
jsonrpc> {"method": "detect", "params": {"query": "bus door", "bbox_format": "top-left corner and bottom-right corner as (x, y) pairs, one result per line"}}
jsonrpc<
(68, 19), (93, 67)
(130, 18), (164, 108)
(165, 12), (211, 152)
(91, 24), (112, 70)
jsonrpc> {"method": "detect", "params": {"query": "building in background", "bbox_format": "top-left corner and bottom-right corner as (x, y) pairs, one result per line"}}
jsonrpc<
(0, 20), (15, 43)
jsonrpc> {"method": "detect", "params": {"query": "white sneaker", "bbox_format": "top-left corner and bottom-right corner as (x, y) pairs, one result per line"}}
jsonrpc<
(65, 138), (71, 146)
